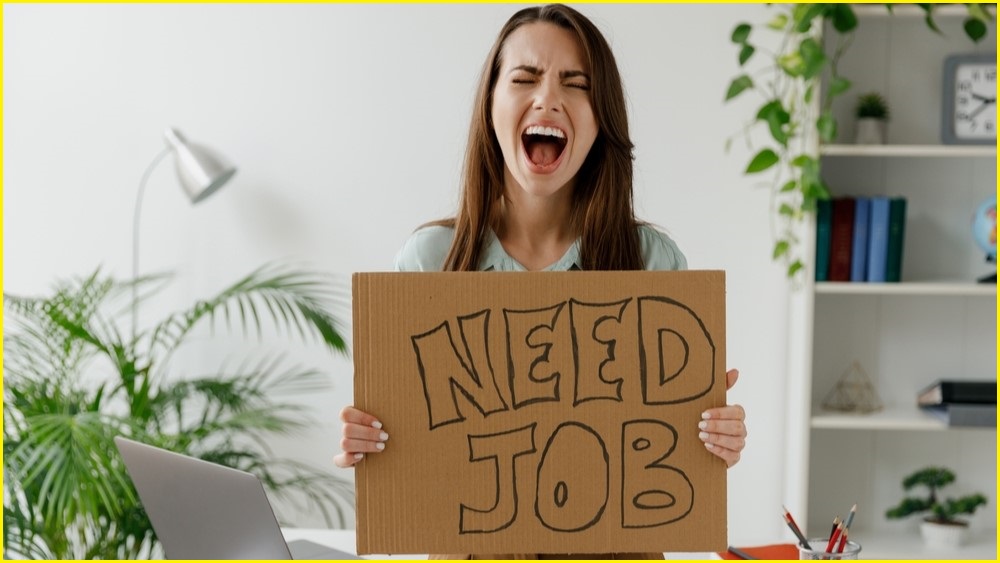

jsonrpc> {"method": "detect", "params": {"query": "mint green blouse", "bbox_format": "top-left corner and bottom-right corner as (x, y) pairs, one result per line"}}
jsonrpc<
(393, 224), (687, 272)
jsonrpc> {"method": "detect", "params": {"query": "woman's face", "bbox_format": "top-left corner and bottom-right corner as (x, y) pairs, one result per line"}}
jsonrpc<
(491, 22), (598, 201)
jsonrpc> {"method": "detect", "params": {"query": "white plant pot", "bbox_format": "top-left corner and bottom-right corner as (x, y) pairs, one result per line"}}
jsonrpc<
(854, 117), (887, 144)
(919, 520), (969, 548)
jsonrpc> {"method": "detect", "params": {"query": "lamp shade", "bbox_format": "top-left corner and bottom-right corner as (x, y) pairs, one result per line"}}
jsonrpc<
(164, 127), (237, 204)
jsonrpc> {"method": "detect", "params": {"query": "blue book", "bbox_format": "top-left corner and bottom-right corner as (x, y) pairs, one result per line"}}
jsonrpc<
(850, 197), (871, 282)
(867, 197), (891, 282)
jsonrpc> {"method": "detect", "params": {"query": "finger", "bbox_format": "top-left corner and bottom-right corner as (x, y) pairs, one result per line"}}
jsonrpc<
(340, 406), (383, 429)
(341, 437), (387, 454)
(344, 423), (389, 443)
(332, 451), (365, 468)
(704, 442), (741, 468)
(701, 404), (745, 423)
(699, 418), (747, 439)
(700, 431), (746, 454)
(725, 369), (739, 391)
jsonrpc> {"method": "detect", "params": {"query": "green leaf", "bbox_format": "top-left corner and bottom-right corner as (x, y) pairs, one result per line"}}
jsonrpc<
(830, 3), (858, 33)
(731, 23), (751, 43)
(773, 240), (790, 259)
(827, 76), (852, 99)
(778, 52), (805, 77)
(725, 75), (754, 101)
(745, 149), (779, 174)
(778, 203), (796, 217)
(787, 260), (804, 278)
(799, 37), (827, 80)
(817, 112), (838, 143)
(792, 3), (825, 33)
(967, 3), (993, 23)
(805, 83), (814, 104)
(964, 18), (987, 43)
(780, 180), (797, 193)
(739, 43), (755, 66)
(757, 100), (791, 146)
(766, 13), (788, 31)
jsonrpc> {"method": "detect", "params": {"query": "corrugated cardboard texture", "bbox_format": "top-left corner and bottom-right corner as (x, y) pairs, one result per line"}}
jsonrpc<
(352, 271), (727, 555)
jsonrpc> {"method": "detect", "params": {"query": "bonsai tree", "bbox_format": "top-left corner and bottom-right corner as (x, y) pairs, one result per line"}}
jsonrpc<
(885, 467), (988, 525)
(855, 91), (890, 120)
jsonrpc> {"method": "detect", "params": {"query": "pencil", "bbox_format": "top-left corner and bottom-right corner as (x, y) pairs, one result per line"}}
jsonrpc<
(825, 519), (845, 554)
(781, 507), (812, 550)
(727, 545), (758, 560)
(828, 514), (840, 540)
(836, 528), (850, 554)
(837, 504), (857, 553)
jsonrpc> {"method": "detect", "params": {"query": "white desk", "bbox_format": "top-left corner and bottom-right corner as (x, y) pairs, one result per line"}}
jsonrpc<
(281, 529), (720, 560)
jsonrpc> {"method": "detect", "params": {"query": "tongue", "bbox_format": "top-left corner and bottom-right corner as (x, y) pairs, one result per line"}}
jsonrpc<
(528, 139), (561, 166)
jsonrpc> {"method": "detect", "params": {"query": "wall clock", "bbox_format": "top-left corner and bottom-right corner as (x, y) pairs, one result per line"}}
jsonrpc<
(942, 53), (997, 145)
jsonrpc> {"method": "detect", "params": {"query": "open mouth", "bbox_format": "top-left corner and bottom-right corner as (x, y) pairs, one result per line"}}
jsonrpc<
(522, 125), (568, 168)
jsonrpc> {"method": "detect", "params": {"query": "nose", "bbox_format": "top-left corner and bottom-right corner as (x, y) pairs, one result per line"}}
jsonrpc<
(533, 77), (562, 113)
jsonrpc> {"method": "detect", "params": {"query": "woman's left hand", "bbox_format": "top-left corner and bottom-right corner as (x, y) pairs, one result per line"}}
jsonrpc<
(699, 368), (747, 468)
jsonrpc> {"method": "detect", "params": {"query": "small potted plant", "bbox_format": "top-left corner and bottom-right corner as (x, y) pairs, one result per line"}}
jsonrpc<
(854, 91), (890, 144)
(885, 467), (988, 547)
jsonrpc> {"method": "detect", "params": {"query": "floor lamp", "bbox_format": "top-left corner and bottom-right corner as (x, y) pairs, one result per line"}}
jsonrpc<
(131, 127), (237, 338)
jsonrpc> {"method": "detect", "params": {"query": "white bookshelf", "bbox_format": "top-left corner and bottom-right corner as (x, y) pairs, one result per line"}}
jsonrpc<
(783, 8), (997, 560)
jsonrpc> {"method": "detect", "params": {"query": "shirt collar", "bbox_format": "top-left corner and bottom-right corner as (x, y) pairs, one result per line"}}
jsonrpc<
(479, 230), (581, 272)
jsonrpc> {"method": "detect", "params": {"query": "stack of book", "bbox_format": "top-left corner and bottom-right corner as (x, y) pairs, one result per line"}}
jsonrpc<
(917, 379), (996, 427)
(815, 196), (907, 283)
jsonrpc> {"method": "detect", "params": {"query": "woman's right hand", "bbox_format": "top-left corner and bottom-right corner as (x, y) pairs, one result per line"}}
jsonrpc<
(332, 406), (389, 468)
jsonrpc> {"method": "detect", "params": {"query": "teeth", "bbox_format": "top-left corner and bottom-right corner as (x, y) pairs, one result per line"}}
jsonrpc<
(525, 125), (565, 139)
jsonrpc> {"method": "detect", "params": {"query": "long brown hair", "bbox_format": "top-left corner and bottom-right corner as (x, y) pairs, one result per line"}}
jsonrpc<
(436, 4), (642, 272)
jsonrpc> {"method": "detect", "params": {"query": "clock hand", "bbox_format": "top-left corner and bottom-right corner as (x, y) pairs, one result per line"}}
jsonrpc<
(971, 92), (997, 104)
(968, 101), (992, 120)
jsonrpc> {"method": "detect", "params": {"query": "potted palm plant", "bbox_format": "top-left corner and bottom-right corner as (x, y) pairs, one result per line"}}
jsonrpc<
(3, 264), (354, 559)
(885, 466), (988, 547)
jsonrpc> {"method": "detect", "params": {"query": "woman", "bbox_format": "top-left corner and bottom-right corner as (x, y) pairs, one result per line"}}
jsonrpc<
(335, 4), (747, 558)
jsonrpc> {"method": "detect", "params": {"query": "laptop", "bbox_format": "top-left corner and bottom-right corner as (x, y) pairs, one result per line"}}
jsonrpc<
(114, 436), (362, 560)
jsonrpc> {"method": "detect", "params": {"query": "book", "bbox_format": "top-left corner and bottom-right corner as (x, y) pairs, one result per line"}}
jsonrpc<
(885, 197), (907, 282)
(815, 198), (833, 282)
(866, 196), (891, 282)
(920, 403), (997, 427)
(850, 197), (870, 282)
(917, 379), (997, 406)
(828, 197), (856, 282)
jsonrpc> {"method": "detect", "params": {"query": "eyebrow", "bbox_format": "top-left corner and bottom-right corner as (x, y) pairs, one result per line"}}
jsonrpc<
(510, 65), (590, 81)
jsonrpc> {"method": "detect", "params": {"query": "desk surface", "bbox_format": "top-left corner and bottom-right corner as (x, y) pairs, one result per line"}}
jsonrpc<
(281, 529), (721, 560)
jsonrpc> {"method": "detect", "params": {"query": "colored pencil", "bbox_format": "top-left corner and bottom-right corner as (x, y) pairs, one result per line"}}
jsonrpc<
(727, 545), (758, 560)
(825, 519), (845, 554)
(837, 504), (857, 553)
(781, 506), (812, 550)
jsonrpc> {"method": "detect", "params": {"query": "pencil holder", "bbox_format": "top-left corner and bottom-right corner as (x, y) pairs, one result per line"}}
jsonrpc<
(798, 538), (861, 560)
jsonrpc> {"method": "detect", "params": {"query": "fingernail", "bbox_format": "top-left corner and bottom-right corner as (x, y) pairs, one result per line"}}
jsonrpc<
(379, 431), (389, 441)
(699, 432), (710, 441)
(698, 421), (708, 430)
(702, 411), (711, 420)
(354, 453), (364, 460)
(375, 442), (385, 451)
(704, 442), (715, 450)
(372, 421), (383, 429)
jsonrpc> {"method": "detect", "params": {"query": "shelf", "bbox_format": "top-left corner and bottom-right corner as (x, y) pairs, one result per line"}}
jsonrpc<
(851, 4), (995, 19)
(820, 144), (997, 158)
(811, 404), (996, 431)
(850, 526), (996, 560)
(815, 281), (997, 297)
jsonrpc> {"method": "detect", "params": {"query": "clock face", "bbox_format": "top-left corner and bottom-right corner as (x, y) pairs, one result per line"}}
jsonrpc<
(953, 62), (997, 140)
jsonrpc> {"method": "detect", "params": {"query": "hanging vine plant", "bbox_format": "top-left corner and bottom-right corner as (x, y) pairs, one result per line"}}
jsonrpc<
(724, 3), (993, 278)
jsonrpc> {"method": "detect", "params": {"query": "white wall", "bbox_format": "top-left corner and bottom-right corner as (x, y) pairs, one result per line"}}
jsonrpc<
(3, 3), (789, 546)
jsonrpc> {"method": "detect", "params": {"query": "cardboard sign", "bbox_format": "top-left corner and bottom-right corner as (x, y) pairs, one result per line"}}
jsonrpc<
(352, 271), (727, 555)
